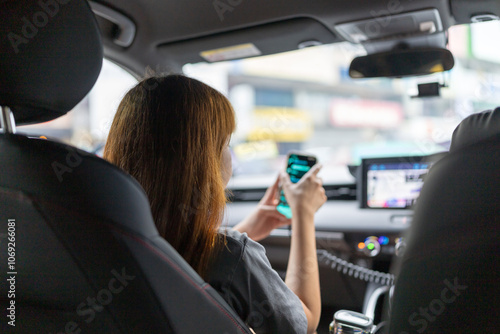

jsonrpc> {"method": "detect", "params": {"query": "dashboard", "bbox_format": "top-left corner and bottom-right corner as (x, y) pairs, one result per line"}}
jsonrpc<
(225, 200), (410, 254)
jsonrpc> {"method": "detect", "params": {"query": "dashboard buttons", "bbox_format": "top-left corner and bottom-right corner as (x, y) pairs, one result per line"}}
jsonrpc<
(378, 235), (389, 245)
(356, 235), (399, 257)
(360, 236), (381, 257)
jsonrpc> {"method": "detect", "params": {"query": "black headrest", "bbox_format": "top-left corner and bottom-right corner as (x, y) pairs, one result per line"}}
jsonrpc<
(450, 107), (500, 152)
(0, 0), (103, 125)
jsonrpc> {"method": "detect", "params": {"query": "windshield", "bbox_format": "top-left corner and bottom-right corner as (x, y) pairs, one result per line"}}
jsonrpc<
(184, 22), (500, 188)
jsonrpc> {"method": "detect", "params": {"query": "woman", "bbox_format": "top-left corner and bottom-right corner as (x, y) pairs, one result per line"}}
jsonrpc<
(104, 75), (326, 333)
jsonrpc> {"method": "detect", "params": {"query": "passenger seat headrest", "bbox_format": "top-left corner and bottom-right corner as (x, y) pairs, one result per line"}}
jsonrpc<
(450, 107), (500, 152)
(0, 0), (103, 125)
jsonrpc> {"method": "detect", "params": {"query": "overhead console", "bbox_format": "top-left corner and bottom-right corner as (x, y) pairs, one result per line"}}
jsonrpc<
(358, 153), (447, 209)
(335, 9), (445, 46)
(450, 0), (500, 24)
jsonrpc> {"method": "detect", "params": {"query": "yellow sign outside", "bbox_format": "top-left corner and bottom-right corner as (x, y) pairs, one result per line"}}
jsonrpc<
(233, 140), (278, 162)
(247, 107), (313, 142)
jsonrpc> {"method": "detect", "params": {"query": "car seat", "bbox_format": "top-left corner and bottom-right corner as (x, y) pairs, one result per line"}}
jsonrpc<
(387, 109), (499, 333)
(0, 1), (251, 333)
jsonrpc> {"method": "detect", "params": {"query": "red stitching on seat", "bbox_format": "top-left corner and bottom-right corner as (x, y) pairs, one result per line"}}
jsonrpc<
(113, 227), (248, 333)
(2, 189), (248, 333)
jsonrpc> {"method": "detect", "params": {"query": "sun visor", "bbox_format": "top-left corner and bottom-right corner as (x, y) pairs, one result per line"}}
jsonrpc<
(157, 18), (340, 67)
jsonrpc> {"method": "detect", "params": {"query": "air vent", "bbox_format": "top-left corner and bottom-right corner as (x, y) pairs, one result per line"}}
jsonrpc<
(228, 184), (356, 202)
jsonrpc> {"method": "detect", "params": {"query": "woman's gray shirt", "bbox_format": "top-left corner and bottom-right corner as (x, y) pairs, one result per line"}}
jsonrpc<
(207, 229), (307, 334)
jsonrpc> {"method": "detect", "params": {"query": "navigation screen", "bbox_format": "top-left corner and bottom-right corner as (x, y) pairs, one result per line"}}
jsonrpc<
(366, 162), (430, 208)
(359, 154), (446, 209)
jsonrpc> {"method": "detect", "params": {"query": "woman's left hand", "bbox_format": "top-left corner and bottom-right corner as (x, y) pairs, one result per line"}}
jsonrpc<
(232, 175), (291, 241)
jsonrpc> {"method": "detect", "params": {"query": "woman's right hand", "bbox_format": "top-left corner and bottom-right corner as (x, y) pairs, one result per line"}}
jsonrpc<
(281, 164), (326, 333)
(279, 164), (327, 219)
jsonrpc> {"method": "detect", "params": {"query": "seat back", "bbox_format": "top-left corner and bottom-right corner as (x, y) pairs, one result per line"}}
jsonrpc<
(388, 109), (500, 333)
(0, 1), (250, 333)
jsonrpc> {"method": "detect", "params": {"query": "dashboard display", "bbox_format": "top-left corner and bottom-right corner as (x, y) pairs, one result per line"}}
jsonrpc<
(360, 154), (446, 209)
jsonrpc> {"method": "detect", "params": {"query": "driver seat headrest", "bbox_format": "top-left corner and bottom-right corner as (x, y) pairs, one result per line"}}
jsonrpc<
(450, 107), (500, 152)
(0, 0), (103, 125)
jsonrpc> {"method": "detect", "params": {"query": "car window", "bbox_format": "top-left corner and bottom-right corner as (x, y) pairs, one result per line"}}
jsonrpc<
(184, 22), (500, 188)
(18, 59), (138, 155)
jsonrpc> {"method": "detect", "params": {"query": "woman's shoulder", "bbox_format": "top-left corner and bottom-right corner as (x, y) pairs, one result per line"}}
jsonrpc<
(217, 229), (267, 264)
(222, 228), (249, 249)
(209, 229), (270, 285)
(218, 229), (268, 264)
(208, 229), (249, 292)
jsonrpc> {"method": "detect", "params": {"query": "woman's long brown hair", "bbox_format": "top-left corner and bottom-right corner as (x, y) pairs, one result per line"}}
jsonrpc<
(104, 75), (235, 279)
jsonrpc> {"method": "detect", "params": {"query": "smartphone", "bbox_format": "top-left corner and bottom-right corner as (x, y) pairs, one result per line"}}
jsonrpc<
(276, 152), (317, 218)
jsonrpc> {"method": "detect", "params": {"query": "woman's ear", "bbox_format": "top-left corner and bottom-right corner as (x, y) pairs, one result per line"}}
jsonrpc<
(221, 143), (232, 187)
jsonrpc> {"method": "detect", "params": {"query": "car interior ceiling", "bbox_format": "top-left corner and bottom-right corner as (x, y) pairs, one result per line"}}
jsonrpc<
(1, 0), (500, 333)
(94, 0), (500, 75)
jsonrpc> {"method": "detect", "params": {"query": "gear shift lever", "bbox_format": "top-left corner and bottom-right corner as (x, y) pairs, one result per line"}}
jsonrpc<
(329, 310), (373, 334)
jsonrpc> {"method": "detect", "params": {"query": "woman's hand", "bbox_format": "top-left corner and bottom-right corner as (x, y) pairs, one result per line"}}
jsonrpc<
(280, 164), (327, 219)
(282, 164), (326, 334)
(232, 176), (291, 241)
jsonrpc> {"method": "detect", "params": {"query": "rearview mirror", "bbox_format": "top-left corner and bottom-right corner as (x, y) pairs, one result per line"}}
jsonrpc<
(349, 48), (455, 79)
